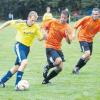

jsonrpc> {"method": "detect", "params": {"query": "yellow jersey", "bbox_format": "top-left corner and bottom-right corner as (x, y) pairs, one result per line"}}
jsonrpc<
(43, 12), (53, 21)
(11, 20), (43, 46)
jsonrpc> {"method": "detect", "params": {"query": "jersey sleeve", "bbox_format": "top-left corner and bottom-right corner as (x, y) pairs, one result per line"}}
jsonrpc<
(43, 13), (53, 21)
(74, 16), (90, 29)
(95, 24), (100, 33)
(42, 19), (53, 30)
(10, 19), (24, 29)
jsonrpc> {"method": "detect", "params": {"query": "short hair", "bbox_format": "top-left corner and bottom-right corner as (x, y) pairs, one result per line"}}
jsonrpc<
(92, 8), (100, 12)
(61, 10), (69, 17)
(28, 11), (38, 19)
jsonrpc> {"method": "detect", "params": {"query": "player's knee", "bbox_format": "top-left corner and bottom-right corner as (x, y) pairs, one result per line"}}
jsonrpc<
(21, 59), (28, 66)
(18, 59), (28, 71)
(84, 50), (91, 58)
(54, 58), (62, 66)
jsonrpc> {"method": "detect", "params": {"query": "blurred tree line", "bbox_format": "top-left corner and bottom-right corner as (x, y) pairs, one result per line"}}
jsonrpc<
(0, 0), (99, 20)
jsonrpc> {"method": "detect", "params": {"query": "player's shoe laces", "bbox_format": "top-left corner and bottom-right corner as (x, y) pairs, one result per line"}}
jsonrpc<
(43, 65), (50, 78)
(72, 67), (79, 74)
(0, 81), (5, 88)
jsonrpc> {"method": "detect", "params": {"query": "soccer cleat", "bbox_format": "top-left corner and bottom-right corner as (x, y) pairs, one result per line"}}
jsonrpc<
(42, 79), (51, 85)
(43, 65), (50, 78)
(72, 67), (79, 74)
(15, 85), (20, 91)
(0, 81), (5, 88)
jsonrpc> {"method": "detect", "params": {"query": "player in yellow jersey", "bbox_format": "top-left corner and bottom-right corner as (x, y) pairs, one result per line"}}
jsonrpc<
(42, 6), (53, 22)
(0, 11), (45, 90)
(41, 6), (54, 31)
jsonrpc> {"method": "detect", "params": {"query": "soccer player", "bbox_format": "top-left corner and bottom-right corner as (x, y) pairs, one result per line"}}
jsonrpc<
(42, 10), (75, 84)
(72, 8), (100, 74)
(0, 11), (44, 90)
(42, 6), (53, 22)
(41, 6), (53, 29)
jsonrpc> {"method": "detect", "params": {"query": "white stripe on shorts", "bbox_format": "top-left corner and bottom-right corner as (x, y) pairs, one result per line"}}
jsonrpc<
(15, 43), (21, 63)
(82, 46), (85, 52)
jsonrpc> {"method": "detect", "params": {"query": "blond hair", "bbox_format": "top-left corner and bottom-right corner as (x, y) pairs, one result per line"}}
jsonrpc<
(28, 11), (38, 19)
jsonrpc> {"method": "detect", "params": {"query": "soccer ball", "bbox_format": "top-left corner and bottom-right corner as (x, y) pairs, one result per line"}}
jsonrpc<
(17, 80), (30, 91)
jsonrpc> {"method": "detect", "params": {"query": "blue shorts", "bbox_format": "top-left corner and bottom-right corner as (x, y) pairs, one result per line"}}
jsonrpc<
(46, 48), (65, 66)
(79, 41), (93, 55)
(14, 42), (30, 65)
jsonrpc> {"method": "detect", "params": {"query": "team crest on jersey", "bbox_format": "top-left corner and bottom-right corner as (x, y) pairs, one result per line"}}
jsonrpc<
(23, 26), (35, 34)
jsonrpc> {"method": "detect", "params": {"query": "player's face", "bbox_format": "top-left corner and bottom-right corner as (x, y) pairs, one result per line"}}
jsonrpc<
(47, 7), (50, 13)
(92, 11), (100, 20)
(60, 14), (68, 24)
(28, 14), (37, 25)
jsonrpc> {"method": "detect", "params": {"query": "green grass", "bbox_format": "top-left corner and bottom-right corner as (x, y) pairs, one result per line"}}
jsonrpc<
(0, 22), (100, 100)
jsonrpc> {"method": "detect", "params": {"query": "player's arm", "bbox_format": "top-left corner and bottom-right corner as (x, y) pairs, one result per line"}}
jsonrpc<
(36, 25), (48, 41)
(65, 31), (75, 44)
(40, 28), (48, 41)
(38, 31), (47, 41)
(65, 35), (71, 44)
(15, 19), (25, 23)
(40, 19), (53, 41)
(0, 21), (12, 30)
(65, 27), (75, 44)
(0, 19), (24, 31)
(74, 16), (89, 29)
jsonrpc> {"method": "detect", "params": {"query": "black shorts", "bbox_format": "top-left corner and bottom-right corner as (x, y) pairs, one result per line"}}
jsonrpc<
(79, 41), (93, 55)
(46, 48), (65, 66)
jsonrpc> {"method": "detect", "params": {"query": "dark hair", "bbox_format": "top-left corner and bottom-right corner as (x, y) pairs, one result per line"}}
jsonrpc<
(93, 8), (100, 12)
(61, 10), (69, 17)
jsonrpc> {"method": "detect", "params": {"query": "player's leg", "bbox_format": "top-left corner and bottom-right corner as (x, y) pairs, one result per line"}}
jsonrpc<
(42, 49), (64, 84)
(72, 41), (93, 74)
(43, 64), (54, 79)
(0, 65), (19, 88)
(14, 42), (30, 88)
(42, 61), (63, 84)
(43, 48), (55, 78)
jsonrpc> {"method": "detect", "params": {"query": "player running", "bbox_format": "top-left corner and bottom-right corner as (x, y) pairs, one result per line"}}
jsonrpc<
(72, 8), (100, 74)
(42, 10), (75, 84)
(42, 6), (53, 22)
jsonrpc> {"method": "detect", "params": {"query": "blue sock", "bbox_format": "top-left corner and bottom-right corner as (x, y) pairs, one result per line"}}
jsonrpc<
(15, 71), (23, 85)
(1, 71), (13, 83)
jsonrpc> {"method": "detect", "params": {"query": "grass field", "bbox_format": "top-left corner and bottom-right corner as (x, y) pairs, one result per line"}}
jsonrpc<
(0, 22), (100, 100)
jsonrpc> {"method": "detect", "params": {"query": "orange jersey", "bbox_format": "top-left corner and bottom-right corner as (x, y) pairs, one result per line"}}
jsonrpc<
(43, 19), (73, 50)
(74, 16), (100, 42)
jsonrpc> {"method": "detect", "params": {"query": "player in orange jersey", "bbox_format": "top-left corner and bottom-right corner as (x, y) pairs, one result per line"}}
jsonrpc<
(72, 8), (100, 74)
(42, 10), (75, 84)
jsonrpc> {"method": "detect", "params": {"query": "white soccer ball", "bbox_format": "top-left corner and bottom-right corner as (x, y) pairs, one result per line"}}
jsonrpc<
(17, 80), (30, 91)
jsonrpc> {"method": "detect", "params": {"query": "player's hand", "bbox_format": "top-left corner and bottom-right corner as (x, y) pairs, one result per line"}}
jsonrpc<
(43, 33), (48, 40)
(66, 35), (71, 44)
